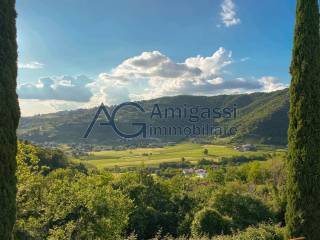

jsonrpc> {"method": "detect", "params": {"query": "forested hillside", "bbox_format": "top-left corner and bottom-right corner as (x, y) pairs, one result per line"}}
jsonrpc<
(18, 89), (289, 145)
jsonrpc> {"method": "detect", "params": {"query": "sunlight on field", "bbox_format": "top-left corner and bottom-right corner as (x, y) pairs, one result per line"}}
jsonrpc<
(73, 143), (280, 169)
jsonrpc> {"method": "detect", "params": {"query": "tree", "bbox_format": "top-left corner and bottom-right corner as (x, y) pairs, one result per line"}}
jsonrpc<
(14, 142), (44, 239)
(118, 170), (180, 239)
(210, 189), (273, 230)
(203, 149), (208, 155)
(15, 156), (133, 240)
(0, 0), (20, 238)
(191, 208), (230, 237)
(286, 0), (320, 239)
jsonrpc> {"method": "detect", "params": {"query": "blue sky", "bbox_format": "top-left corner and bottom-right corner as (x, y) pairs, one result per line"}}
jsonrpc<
(16, 0), (296, 116)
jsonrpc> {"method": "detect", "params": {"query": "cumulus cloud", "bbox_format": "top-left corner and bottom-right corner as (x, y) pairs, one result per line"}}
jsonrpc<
(85, 74), (130, 106)
(93, 48), (286, 103)
(18, 75), (94, 102)
(111, 51), (202, 80)
(18, 48), (287, 116)
(220, 0), (241, 27)
(18, 61), (44, 69)
(258, 76), (287, 92)
(92, 48), (234, 103)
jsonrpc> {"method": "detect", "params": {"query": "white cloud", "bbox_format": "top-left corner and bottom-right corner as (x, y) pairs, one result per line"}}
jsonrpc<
(18, 75), (94, 102)
(18, 61), (44, 69)
(18, 49), (287, 116)
(185, 47), (232, 77)
(111, 51), (202, 80)
(220, 0), (241, 27)
(93, 48), (235, 102)
(93, 48), (285, 102)
(85, 74), (130, 106)
(258, 76), (287, 92)
(19, 99), (82, 117)
(240, 57), (250, 62)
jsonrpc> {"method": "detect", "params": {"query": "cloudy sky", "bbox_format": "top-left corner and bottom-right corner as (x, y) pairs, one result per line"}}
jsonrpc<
(17, 0), (295, 116)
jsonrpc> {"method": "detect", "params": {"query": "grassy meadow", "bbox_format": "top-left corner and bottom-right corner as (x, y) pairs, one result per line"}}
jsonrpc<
(73, 143), (286, 169)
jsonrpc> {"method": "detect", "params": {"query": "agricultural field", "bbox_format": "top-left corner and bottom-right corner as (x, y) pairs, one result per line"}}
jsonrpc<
(73, 143), (286, 169)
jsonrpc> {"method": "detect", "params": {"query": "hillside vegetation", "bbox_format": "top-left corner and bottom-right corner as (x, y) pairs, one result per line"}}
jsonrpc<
(18, 89), (289, 145)
(15, 141), (286, 239)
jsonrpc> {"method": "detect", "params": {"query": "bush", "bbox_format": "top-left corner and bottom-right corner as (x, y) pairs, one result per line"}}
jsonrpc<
(197, 159), (213, 167)
(208, 168), (226, 185)
(158, 224), (284, 240)
(191, 208), (231, 237)
(203, 149), (209, 155)
(215, 224), (285, 240)
(210, 189), (274, 230)
(221, 155), (267, 165)
(15, 148), (133, 240)
(36, 147), (70, 171)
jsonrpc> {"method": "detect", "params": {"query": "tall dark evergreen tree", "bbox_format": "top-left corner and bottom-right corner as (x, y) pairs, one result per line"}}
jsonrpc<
(286, 0), (320, 239)
(0, 0), (20, 238)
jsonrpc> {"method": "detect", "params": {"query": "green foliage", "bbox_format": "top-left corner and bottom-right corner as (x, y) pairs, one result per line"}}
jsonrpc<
(210, 188), (274, 230)
(14, 142), (133, 239)
(19, 140), (83, 174)
(14, 141), (288, 239)
(286, 0), (320, 239)
(203, 149), (209, 155)
(18, 89), (289, 145)
(214, 224), (285, 240)
(74, 143), (272, 169)
(130, 224), (284, 240)
(191, 208), (231, 237)
(197, 159), (213, 167)
(234, 161), (270, 184)
(113, 169), (185, 239)
(231, 90), (289, 145)
(220, 155), (267, 165)
(208, 168), (226, 185)
(0, 0), (20, 238)
(36, 147), (69, 171)
(159, 161), (193, 169)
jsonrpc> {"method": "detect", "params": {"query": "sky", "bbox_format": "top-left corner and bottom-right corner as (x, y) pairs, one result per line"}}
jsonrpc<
(16, 0), (296, 116)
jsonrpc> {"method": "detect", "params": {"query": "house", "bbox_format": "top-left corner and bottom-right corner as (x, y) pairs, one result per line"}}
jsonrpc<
(183, 168), (195, 175)
(235, 144), (256, 152)
(211, 163), (220, 169)
(183, 168), (208, 178)
(195, 169), (208, 178)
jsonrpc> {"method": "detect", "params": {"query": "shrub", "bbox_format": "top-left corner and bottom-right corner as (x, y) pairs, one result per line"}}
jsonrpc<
(210, 189), (274, 230)
(191, 208), (231, 237)
(215, 224), (285, 240)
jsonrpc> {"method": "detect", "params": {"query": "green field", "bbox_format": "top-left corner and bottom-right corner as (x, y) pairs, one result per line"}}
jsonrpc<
(74, 143), (284, 169)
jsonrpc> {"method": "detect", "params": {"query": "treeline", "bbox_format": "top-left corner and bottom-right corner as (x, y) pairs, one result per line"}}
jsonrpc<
(18, 89), (290, 146)
(14, 142), (286, 239)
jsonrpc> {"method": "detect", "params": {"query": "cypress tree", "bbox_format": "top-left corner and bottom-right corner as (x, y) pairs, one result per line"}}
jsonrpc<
(286, 0), (320, 239)
(0, 0), (20, 238)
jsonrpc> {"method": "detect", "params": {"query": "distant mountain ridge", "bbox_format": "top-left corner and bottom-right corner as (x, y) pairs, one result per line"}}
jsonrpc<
(18, 89), (289, 145)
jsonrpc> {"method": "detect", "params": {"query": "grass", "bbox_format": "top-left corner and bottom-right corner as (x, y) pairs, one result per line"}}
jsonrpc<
(73, 143), (283, 169)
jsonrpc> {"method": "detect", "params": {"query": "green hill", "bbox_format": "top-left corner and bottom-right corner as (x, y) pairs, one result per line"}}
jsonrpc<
(18, 89), (289, 145)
